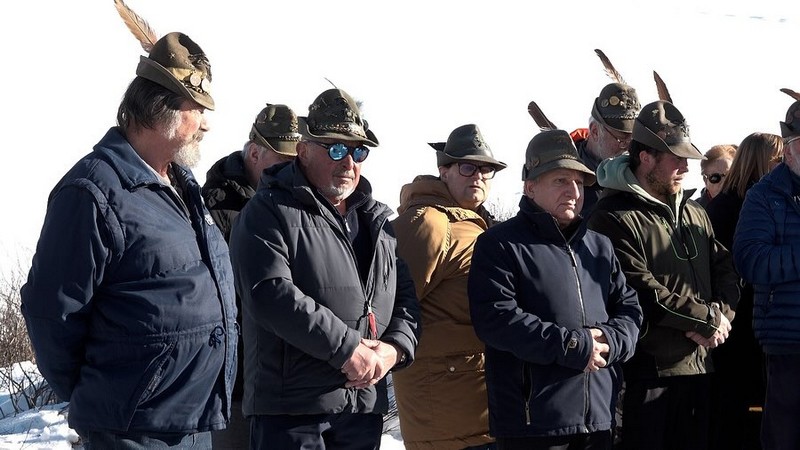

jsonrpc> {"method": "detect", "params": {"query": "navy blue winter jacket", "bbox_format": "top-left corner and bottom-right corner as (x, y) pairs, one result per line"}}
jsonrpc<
(21, 127), (238, 435)
(468, 197), (641, 438)
(734, 163), (800, 355)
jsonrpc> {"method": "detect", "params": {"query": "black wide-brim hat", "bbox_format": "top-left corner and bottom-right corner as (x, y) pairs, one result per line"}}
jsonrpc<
(632, 101), (704, 159)
(136, 32), (214, 110)
(298, 88), (378, 147)
(434, 124), (507, 170)
(591, 82), (640, 133)
(522, 130), (596, 185)
(250, 103), (301, 156)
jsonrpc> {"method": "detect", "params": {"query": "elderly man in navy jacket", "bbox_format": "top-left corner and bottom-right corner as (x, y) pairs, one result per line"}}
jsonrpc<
(468, 129), (641, 450)
(21, 31), (237, 449)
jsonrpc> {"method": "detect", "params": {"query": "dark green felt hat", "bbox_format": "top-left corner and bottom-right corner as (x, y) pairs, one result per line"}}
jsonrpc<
(522, 130), (596, 185)
(298, 89), (378, 147)
(250, 103), (301, 156)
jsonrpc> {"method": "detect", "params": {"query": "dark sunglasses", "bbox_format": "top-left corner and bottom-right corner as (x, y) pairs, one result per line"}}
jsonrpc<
(456, 163), (496, 179)
(312, 141), (370, 163)
(703, 173), (725, 184)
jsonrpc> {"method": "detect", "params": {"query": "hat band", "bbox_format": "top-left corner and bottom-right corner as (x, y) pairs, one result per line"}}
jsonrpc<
(311, 122), (368, 140)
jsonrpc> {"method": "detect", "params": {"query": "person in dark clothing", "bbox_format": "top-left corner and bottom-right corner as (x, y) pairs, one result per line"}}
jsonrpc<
(570, 49), (640, 215)
(734, 93), (800, 450)
(229, 88), (420, 449)
(20, 25), (237, 450)
(588, 100), (740, 450)
(468, 129), (642, 450)
(705, 132), (783, 450)
(203, 103), (299, 240)
(202, 103), (298, 449)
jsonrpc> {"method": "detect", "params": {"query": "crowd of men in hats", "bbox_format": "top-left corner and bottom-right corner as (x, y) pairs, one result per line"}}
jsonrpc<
(17, 2), (800, 450)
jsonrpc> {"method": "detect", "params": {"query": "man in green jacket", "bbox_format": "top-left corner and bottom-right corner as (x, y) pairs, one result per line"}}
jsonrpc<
(588, 100), (739, 450)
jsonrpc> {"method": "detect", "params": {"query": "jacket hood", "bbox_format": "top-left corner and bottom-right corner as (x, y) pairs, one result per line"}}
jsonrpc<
(397, 175), (493, 224)
(596, 154), (685, 213)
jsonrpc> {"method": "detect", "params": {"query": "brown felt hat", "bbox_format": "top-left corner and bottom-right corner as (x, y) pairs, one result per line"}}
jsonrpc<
(136, 32), (214, 110)
(298, 89), (378, 147)
(523, 130), (596, 185)
(435, 124), (507, 170)
(780, 101), (800, 139)
(591, 83), (640, 133)
(250, 104), (301, 156)
(633, 101), (704, 159)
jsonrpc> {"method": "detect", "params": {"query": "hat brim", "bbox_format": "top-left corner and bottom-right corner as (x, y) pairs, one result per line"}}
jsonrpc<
(297, 117), (379, 147)
(436, 152), (508, 170)
(632, 121), (704, 160)
(524, 159), (596, 186)
(591, 101), (634, 133)
(266, 139), (298, 157)
(136, 56), (215, 110)
(428, 142), (446, 151)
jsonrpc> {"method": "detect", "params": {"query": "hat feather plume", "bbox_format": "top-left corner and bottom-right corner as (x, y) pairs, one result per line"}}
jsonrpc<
(528, 101), (558, 131)
(780, 88), (800, 102)
(594, 49), (626, 85)
(114, 0), (158, 53)
(653, 71), (673, 104)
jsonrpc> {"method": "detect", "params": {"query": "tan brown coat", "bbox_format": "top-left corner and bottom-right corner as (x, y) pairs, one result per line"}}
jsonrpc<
(391, 176), (493, 449)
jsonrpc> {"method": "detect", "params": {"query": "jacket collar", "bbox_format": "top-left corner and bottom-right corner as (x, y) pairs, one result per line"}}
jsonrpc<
(517, 195), (586, 243)
(93, 127), (197, 190)
(397, 175), (493, 225)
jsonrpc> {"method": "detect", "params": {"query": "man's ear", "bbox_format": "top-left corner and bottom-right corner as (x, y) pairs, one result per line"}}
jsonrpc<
(438, 165), (449, 181)
(589, 121), (601, 139)
(523, 179), (536, 199)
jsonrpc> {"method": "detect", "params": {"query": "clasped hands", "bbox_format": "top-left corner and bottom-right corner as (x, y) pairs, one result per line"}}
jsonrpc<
(686, 312), (732, 349)
(340, 339), (400, 389)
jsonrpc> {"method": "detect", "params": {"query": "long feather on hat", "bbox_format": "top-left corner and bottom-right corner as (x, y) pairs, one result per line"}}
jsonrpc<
(527, 101), (558, 131)
(780, 88), (800, 102)
(653, 71), (673, 104)
(594, 49), (627, 85)
(114, 0), (158, 53)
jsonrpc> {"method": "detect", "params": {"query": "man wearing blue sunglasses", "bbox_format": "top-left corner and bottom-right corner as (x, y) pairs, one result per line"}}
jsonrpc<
(229, 88), (420, 449)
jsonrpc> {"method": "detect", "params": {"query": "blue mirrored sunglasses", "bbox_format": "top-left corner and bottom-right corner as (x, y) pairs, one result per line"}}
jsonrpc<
(312, 141), (370, 163)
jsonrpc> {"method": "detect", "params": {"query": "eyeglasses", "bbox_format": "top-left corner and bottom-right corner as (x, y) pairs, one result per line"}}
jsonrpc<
(455, 163), (496, 179)
(702, 173), (725, 184)
(602, 124), (632, 149)
(312, 141), (370, 163)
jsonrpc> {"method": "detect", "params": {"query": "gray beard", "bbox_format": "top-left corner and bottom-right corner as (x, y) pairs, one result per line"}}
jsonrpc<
(173, 144), (201, 168)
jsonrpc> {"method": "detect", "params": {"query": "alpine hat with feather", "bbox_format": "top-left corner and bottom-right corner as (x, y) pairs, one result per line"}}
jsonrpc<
(591, 49), (640, 133)
(633, 72), (703, 159)
(434, 124), (507, 170)
(115, 0), (215, 110)
(250, 104), (301, 156)
(525, 101), (596, 185)
(298, 88), (379, 147)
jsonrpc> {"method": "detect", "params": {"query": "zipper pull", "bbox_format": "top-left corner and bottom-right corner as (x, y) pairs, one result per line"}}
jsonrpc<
(367, 305), (378, 339)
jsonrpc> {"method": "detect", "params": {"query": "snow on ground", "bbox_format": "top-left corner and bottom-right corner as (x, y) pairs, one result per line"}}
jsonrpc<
(0, 362), (405, 449)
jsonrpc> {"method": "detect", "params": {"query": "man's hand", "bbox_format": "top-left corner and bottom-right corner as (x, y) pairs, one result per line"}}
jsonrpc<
(685, 309), (733, 349)
(584, 328), (609, 373)
(341, 341), (382, 388)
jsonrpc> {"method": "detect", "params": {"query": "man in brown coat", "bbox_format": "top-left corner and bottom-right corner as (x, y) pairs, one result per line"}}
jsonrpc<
(392, 124), (506, 449)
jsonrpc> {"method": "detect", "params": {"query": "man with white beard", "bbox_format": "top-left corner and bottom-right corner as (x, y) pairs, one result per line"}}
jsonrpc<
(21, 30), (237, 449)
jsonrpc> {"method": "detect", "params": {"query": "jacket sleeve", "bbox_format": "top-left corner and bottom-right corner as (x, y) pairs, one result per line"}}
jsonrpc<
(229, 195), (360, 371)
(381, 254), (421, 370)
(596, 249), (642, 364)
(392, 207), (447, 300)
(468, 232), (593, 371)
(20, 183), (114, 402)
(734, 183), (800, 284)
(588, 208), (723, 339)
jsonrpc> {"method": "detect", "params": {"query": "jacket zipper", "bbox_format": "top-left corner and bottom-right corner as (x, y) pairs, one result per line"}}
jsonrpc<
(567, 246), (590, 423)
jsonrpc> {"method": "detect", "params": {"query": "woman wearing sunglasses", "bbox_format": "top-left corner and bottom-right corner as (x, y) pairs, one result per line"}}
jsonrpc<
(697, 144), (737, 208)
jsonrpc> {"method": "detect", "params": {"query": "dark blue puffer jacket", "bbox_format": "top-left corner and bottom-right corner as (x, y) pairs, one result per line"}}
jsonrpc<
(734, 163), (800, 355)
(21, 127), (237, 435)
(468, 197), (641, 438)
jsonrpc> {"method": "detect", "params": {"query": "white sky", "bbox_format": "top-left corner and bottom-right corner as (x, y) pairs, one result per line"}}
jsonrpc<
(2, 0), (799, 269)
